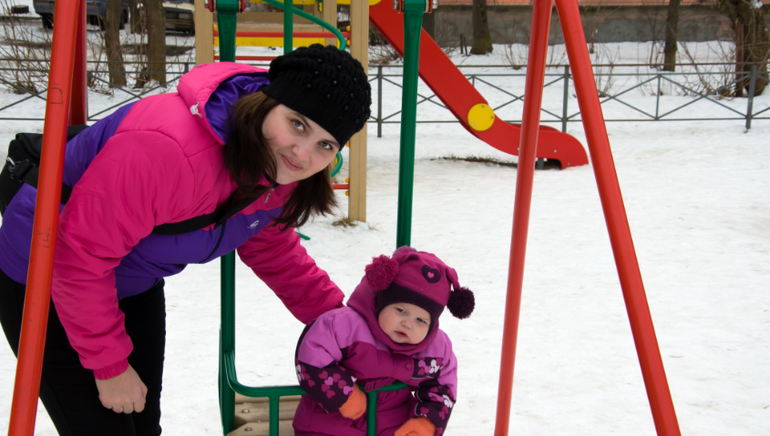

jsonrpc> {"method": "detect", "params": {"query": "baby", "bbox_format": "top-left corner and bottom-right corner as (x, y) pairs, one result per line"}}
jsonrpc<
(293, 247), (474, 436)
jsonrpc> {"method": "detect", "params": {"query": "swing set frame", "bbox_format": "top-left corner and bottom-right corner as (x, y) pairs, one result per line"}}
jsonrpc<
(7, 0), (681, 435)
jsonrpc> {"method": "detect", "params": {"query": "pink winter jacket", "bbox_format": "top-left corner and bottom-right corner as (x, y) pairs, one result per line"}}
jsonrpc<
(43, 62), (344, 378)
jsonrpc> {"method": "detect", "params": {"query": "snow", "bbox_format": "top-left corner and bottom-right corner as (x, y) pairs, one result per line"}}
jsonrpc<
(0, 35), (768, 435)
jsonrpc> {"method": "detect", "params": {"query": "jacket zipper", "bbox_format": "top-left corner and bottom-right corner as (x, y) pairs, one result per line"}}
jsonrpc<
(265, 188), (274, 203)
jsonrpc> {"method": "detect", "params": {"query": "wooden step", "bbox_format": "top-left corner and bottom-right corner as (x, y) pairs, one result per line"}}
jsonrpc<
(226, 395), (302, 436)
(227, 420), (294, 436)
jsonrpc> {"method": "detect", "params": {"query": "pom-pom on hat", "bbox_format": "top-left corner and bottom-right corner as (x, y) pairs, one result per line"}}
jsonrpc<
(366, 247), (475, 330)
(261, 44), (371, 148)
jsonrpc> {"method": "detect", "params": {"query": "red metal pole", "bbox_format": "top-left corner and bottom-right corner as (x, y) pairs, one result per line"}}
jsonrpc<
(7, 0), (81, 434)
(553, 0), (681, 434)
(493, 1), (553, 435)
(69, 0), (88, 126)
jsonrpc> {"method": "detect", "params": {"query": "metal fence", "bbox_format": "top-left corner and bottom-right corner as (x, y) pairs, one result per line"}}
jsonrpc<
(369, 61), (770, 135)
(0, 58), (768, 132)
(0, 58), (193, 122)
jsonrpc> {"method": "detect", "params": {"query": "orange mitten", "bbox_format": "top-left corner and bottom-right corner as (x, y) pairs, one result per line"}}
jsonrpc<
(337, 384), (366, 420)
(395, 416), (436, 436)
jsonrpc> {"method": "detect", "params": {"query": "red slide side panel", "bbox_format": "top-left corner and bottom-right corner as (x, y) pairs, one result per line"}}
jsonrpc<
(369, 1), (588, 168)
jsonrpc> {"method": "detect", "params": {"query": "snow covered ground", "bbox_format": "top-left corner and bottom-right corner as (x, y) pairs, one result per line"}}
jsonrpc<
(0, 20), (767, 436)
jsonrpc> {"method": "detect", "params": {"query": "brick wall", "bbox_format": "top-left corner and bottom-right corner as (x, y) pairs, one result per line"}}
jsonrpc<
(420, 3), (770, 44)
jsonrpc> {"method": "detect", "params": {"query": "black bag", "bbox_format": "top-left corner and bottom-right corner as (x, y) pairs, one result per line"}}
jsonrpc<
(0, 125), (88, 215)
(0, 126), (252, 235)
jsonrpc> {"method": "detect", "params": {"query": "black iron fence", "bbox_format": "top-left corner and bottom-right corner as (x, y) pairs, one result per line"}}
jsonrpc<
(369, 61), (770, 135)
(0, 58), (193, 121)
(0, 58), (767, 132)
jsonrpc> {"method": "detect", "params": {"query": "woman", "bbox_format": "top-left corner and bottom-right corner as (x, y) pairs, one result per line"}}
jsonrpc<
(0, 44), (370, 435)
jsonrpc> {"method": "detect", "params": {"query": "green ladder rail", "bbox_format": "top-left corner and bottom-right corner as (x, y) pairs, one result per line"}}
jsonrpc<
(215, 2), (406, 436)
(219, 251), (407, 436)
(395, 0), (428, 248)
(262, 0), (347, 53)
(218, 249), (305, 434)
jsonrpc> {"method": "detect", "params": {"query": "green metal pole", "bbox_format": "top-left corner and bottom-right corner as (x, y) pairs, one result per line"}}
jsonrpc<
(216, 0), (239, 63)
(365, 390), (378, 436)
(219, 251), (236, 434)
(215, 1), (238, 434)
(284, 0), (293, 54)
(395, 0), (426, 248)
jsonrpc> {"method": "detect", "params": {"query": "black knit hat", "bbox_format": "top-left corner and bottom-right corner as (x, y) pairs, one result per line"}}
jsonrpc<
(262, 44), (371, 147)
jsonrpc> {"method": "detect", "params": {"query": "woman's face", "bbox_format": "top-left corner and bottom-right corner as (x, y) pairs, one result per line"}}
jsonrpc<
(378, 303), (431, 345)
(262, 104), (340, 185)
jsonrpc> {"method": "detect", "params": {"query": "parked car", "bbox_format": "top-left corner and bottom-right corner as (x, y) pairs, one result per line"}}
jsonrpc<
(137, 0), (195, 35)
(33, 0), (130, 30)
(163, 0), (194, 34)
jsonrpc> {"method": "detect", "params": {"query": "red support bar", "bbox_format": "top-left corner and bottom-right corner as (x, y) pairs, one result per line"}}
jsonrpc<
(331, 184), (349, 190)
(214, 30), (352, 39)
(554, 0), (681, 434)
(493, 1), (553, 434)
(68, 0), (88, 126)
(7, 0), (82, 434)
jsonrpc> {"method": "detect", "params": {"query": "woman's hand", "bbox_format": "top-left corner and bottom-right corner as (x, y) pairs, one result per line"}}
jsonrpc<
(94, 364), (148, 414)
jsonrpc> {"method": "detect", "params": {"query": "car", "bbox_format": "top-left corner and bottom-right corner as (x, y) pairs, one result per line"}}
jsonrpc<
(163, 0), (194, 35)
(33, 0), (129, 30)
(137, 0), (195, 35)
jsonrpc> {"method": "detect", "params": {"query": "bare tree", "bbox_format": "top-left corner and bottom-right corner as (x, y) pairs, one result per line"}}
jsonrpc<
(145, 0), (166, 84)
(640, 0), (667, 66)
(663, 0), (681, 71)
(582, 2), (602, 54)
(717, 0), (769, 95)
(423, 11), (435, 40)
(128, 0), (142, 33)
(471, 0), (492, 54)
(0, 0), (51, 94)
(106, 0), (126, 86)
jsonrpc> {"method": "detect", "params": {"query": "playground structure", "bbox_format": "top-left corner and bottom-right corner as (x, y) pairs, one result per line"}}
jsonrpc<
(194, 0), (590, 224)
(7, 1), (682, 436)
(194, 0), (372, 223)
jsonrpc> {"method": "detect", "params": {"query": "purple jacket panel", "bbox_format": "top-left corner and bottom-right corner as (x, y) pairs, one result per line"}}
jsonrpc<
(113, 206), (280, 298)
(0, 102), (134, 286)
(62, 102), (136, 188)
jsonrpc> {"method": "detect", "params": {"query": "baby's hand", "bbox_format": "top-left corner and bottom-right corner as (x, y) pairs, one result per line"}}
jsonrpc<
(395, 416), (435, 436)
(338, 384), (366, 420)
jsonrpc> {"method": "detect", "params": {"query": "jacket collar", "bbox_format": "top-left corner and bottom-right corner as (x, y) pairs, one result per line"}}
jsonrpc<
(177, 62), (270, 145)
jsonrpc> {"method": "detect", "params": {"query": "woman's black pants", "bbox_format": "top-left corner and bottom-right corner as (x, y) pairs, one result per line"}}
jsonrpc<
(0, 269), (166, 436)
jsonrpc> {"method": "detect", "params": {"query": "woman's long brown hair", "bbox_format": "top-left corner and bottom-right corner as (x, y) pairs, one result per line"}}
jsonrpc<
(224, 92), (337, 229)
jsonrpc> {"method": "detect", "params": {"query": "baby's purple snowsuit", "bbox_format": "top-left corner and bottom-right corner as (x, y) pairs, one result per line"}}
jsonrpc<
(293, 276), (457, 436)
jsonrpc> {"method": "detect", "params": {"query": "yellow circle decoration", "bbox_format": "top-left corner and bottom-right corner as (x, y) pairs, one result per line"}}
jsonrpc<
(467, 103), (495, 132)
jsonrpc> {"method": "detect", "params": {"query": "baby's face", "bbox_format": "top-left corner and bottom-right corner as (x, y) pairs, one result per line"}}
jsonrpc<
(378, 303), (431, 345)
